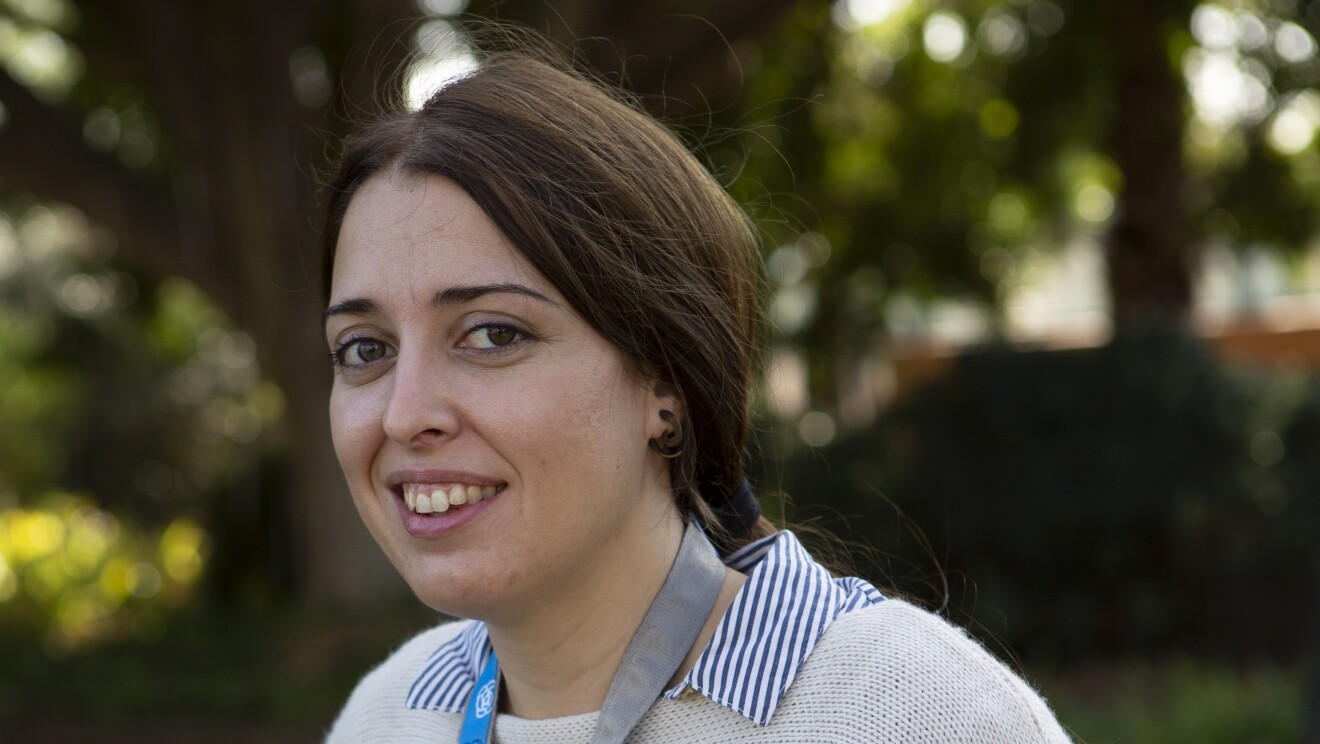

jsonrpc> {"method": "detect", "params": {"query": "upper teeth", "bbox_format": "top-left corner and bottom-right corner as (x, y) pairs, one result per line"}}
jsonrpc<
(403, 483), (497, 514)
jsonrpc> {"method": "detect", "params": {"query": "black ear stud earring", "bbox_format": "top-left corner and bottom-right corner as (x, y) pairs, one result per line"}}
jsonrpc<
(648, 409), (683, 459)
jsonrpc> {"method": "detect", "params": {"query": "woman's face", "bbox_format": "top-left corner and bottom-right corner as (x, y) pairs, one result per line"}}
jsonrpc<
(326, 171), (677, 619)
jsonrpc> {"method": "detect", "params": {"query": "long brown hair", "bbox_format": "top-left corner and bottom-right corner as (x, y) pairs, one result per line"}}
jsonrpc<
(321, 45), (776, 553)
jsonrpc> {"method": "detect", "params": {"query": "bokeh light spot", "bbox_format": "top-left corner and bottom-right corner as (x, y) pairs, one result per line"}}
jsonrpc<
(978, 10), (1027, 58)
(924, 12), (968, 63)
(125, 562), (162, 599)
(288, 47), (332, 108)
(979, 99), (1019, 138)
(9, 510), (65, 561)
(1274, 21), (1317, 64)
(1026, 2), (1065, 36)
(407, 20), (479, 109)
(0, 553), (17, 601)
(160, 519), (206, 584)
(768, 245), (808, 285)
(771, 284), (818, 334)
(798, 411), (837, 447)
(833, 0), (911, 30)
(98, 556), (130, 602)
(1250, 430), (1285, 467)
(1190, 4), (1238, 50)
(988, 191), (1030, 233)
(418, 0), (468, 15)
(1266, 90), (1320, 155)
(1076, 185), (1115, 223)
(83, 107), (122, 151)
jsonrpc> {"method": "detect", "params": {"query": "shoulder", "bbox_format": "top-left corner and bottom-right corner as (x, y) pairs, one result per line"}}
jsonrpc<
(323, 619), (469, 743)
(773, 599), (1073, 743)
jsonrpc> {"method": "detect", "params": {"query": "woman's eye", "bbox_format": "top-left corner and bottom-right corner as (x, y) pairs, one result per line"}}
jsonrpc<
(467, 325), (522, 349)
(334, 338), (393, 367)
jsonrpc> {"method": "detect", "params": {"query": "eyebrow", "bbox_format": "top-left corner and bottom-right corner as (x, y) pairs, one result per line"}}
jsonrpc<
(322, 297), (379, 325)
(431, 283), (557, 308)
(322, 283), (557, 326)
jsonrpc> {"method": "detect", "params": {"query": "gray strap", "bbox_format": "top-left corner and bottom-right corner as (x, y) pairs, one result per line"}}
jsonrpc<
(589, 521), (726, 744)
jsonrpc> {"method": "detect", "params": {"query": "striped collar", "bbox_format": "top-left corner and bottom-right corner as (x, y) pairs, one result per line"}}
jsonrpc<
(404, 529), (884, 726)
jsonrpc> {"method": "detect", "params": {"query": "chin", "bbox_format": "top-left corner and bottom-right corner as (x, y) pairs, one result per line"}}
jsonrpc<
(397, 558), (520, 621)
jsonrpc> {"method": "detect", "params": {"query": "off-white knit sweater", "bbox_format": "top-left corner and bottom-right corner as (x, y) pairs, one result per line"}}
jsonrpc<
(326, 599), (1072, 743)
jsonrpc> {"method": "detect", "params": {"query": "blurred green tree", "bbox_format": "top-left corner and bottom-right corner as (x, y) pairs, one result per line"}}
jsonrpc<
(4, 0), (1320, 603)
(738, 0), (1320, 412)
(0, 0), (801, 604)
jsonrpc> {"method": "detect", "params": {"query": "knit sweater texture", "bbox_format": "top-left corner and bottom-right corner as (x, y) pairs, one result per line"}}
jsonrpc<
(325, 599), (1073, 743)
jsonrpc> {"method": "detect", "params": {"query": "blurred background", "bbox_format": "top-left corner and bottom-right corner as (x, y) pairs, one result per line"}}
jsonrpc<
(0, 0), (1316, 741)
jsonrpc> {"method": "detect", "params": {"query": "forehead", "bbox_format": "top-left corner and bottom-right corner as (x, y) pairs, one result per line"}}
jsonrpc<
(331, 170), (546, 301)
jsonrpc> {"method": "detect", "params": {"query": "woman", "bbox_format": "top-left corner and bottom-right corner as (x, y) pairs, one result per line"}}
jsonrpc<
(321, 45), (1071, 743)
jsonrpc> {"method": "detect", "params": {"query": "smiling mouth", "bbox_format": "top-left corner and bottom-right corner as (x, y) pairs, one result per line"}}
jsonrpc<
(399, 483), (503, 514)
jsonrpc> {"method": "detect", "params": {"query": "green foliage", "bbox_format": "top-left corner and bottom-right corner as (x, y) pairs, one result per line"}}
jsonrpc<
(0, 204), (281, 650)
(0, 597), (438, 726)
(1052, 661), (1303, 744)
(146, 278), (230, 362)
(730, 0), (1320, 406)
(770, 330), (1320, 662)
(0, 493), (207, 652)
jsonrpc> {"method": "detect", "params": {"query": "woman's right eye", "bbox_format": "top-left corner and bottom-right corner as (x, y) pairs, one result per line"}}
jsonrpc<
(332, 337), (394, 368)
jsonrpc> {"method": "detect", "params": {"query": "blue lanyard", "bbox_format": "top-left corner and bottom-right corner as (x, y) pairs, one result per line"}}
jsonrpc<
(458, 649), (501, 744)
(455, 521), (725, 744)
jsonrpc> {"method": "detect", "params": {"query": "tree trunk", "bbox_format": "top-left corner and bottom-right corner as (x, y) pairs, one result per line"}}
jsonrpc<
(1104, 0), (1195, 327)
(74, 0), (418, 604)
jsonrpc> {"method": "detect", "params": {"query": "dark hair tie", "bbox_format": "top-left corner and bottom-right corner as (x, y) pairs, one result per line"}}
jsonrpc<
(712, 477), (761, 536)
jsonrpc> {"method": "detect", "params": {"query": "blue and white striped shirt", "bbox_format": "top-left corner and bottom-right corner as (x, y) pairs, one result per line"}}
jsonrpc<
(404, 529), (884, 726)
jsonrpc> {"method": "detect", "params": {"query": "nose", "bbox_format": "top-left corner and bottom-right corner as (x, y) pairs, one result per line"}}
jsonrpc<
(381, 346), (460, 447)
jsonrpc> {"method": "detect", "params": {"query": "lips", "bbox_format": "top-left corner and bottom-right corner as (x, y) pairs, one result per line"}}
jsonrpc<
(402, 482), (500, 514)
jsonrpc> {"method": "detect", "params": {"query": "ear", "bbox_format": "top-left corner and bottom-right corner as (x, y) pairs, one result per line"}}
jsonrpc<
(645, 379), (684, 442)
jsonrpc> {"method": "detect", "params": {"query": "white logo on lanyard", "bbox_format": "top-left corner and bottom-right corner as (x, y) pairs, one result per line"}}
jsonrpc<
(474, 679), (497, 718)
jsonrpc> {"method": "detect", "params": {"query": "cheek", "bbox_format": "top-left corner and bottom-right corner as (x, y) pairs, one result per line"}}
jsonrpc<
(495, 356), (646, 474)
(328, 386), (382, 478)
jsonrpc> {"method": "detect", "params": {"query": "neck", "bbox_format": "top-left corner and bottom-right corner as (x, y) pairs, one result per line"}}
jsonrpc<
(487, 507), (686, 720)
(484, 507), (748, 720)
